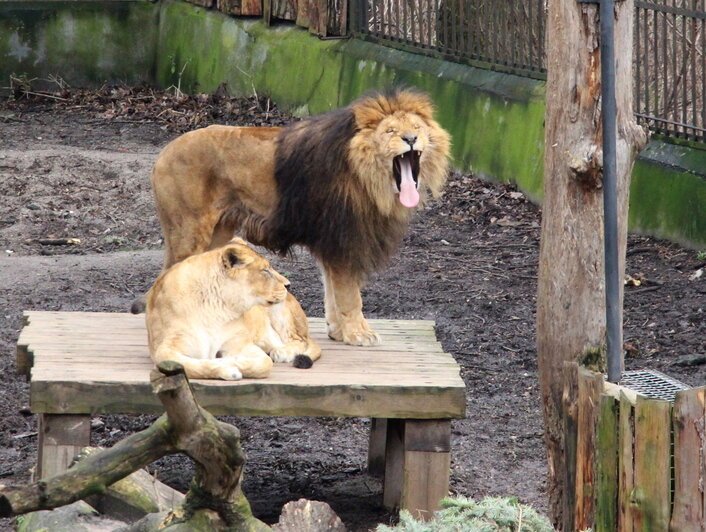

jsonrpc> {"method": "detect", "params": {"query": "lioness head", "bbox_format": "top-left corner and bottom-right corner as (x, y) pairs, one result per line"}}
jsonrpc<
(348, 90), (451, 214)
(220, 238), (289, 308)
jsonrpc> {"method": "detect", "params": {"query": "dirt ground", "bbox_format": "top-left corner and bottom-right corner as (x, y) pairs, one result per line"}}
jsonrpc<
(1, 88), (705, 532)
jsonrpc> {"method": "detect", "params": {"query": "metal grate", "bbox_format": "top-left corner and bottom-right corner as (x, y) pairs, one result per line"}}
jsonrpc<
(619, 369), (691, 402)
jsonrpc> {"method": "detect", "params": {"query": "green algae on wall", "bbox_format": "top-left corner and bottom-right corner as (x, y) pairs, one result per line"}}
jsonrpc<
(155, 3), (545, 200)
(155, 1), (343, 112)
(630, 142), (706, 249)
(0, 1), (159, 89)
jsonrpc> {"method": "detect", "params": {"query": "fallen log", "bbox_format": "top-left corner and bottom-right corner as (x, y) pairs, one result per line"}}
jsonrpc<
(0, 361), (268, 531)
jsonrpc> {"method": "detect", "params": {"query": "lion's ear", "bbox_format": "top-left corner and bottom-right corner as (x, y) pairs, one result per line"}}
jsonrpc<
(230, 237), (247, 246)
(222, 248), (243, 270)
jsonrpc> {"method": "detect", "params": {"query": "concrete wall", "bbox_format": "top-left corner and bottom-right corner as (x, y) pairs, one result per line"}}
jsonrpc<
(2, 0), (705, 248)
(0, 1), (158, 89)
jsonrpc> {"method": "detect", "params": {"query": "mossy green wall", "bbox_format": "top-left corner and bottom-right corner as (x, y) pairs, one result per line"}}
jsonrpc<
(0, 1), (158, 89)
(2, 0), (705, 248)
(154, 1), (546, 199)
(630, 142), (706, 249)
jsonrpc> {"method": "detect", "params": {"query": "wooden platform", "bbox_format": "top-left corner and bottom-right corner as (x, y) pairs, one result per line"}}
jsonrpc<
(17, 311), (466, 519)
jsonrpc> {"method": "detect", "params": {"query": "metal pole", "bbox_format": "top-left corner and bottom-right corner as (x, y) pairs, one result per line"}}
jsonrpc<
(600, 0), (623, 383)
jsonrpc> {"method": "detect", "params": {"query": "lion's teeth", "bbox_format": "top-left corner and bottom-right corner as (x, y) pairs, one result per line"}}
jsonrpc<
(401, 153), (405, 159)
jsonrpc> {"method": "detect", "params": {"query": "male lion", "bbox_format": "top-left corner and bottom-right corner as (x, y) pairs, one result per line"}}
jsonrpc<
(146, 238), (321, 380)
(140, 89), (450, 346)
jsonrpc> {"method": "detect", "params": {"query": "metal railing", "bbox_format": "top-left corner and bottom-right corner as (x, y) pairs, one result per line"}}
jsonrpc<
(350, 0), (706, 144)
(350, 0), (546, 79)
(634, 0), (705, 142)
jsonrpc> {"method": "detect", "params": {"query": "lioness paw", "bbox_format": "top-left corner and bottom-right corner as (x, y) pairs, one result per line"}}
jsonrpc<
(216, 364), (243, 381)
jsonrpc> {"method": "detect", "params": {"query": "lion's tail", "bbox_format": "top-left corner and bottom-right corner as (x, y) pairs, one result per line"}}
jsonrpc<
(292, 339), (322, 370)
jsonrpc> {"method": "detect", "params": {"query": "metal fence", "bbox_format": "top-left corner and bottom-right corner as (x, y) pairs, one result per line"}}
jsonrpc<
(350, 0), (706, 143)
(635, 1), (705, 142)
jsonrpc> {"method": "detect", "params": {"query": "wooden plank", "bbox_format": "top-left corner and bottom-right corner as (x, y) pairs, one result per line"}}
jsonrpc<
(633, 396), (671, 532)
(37, 414), (91, 479)
(596, 393), (619, 532)
(23, 311), (436, 329)
(368, 418), (387, 477)
(240, 0), (262, 15)
(30, 380), (466, 418)
(562, 361), (579, 532)
(670, 386), (706, 532)
(308, 0), (327, 36)
(574, 367), (603, 532)
(618, 391), (635, 532)
(295, 0), (310, 27)
(383, 419), (404, 509)
(217, 0), (242, 15)
(271, 0), (296, 19)
(401, 420), (451, 521)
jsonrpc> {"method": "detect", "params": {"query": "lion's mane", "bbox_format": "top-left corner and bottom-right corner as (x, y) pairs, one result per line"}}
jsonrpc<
(250, 89), (449, 279)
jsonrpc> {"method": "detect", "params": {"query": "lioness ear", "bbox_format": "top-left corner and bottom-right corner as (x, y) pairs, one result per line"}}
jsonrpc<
(222, 248), (242, 270)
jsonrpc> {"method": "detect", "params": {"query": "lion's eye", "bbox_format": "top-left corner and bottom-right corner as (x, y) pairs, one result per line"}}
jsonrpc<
(414, 124), (421, 130)
(386, 128), (396, 134)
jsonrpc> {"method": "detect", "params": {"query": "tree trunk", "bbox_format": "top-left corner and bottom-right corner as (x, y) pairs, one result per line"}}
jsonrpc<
(536, 1), (646, 530)
(0, 361), (268, 532)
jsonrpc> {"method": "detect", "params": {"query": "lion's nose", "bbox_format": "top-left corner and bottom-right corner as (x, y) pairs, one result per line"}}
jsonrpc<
(402, 134), (417, 147)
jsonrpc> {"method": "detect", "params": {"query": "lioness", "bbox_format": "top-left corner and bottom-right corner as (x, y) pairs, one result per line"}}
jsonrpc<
(146, 238), (321, 380)
(137, 89), (450, 347)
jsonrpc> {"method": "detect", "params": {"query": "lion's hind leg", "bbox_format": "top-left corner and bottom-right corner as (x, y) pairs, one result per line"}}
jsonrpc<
(218, 338), (274, 379)
(152, 341), (244, 381)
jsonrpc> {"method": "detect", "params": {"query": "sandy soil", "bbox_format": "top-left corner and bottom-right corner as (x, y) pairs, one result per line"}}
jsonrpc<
(1, 89), (705, 531)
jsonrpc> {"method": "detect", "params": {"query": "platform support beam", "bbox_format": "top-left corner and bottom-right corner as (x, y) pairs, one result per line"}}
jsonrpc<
(37, 414), (91, 480)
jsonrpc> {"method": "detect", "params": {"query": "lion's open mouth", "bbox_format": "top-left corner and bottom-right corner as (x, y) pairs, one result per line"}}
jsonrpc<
(393, 150), (421, 208)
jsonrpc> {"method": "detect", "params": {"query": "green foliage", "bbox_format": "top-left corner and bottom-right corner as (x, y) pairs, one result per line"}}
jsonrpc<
(697, 250), (706, 261)
(376, 496), (553, 532)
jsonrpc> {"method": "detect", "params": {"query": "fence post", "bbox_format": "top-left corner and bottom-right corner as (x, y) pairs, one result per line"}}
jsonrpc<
(670, 386), (706, 532)
(633, 396), (671, 531)
(596, 393), (619, 532)
(618, 391), (635, 532)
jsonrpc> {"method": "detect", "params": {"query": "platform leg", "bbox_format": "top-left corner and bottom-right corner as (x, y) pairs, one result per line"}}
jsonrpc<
(382, 418), (405, 509)
(37, 414), (91, 479)
(401, 420), (452, 521)
(368, 418), (388, 477)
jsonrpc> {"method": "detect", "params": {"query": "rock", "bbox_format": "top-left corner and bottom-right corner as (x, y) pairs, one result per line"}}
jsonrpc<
(15, 500), (126, 532)
(273, 499), (346, 532)
(86, 468), (185, 522)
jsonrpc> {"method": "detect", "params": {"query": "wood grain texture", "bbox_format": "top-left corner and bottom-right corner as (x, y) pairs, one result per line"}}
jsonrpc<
(37, 414), (91, 479)
(596, 394), (619, 532)
(633, 396), (671, 532)
(536, 0), (647, 524)
(21, 311), (465, 419)
(618, 391), (635, 532)
(574, 367), (603, 531)
(670, 387), (706, 532)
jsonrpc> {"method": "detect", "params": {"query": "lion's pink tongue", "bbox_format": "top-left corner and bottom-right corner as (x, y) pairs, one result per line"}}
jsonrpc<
(398, 157), (419, 208)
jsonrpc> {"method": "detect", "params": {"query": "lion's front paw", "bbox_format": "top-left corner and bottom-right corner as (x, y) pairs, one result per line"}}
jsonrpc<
(340, 322), (381, 346)
(269, 347), (296, 364)
(215, 361), (243, 381)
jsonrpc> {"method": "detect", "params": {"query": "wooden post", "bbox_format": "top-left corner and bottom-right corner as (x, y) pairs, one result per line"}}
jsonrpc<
(383, 419), (405, 510)
(536, 0), (647, 526)
(37, 414), (91, 480)
(670, 387), (706, 532)
(574, 368), (603, 531)
(401, 420), (451, 521)
(562, 362), (580, 532)
(633, 396), (671, 531)
(368, 418), (388, 477)
(618, 391), (635, 532)
(595, 394), (619, 532)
